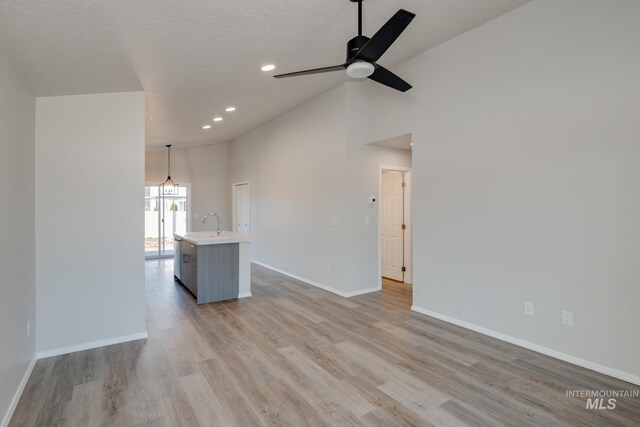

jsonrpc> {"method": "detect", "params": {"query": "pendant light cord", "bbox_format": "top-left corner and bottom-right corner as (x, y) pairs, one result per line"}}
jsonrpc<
(161, 144), (178, 191)
(167, 144), (171, 178)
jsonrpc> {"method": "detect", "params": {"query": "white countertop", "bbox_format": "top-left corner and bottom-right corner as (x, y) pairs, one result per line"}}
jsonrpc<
(174, 231), (252, 246)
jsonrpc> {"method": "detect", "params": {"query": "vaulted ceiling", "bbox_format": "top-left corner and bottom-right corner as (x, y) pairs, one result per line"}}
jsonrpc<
(0, 0), (529, 148)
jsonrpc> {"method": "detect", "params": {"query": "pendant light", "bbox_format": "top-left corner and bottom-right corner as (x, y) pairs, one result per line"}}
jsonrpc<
(161, 144), (179, 195)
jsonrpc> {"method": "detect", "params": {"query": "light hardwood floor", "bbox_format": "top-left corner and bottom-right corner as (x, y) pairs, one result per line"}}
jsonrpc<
(10, 260), (640, 426)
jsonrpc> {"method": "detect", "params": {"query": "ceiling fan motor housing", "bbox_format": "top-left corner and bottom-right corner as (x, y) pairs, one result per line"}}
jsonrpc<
(347, 35), (370, 61)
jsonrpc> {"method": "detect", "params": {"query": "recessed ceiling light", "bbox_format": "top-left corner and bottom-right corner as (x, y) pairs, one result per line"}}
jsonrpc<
(213, 117), (223, 122)
(202, 125), (211, 129)
(261, 64), (276, 72)
(225, 107), (236, 112)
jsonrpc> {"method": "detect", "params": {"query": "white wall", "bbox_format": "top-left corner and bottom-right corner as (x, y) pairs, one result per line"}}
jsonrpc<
(348, 0), (640, 381)
(345, 83), (412, 293)
(0, 48), (36, 427)
(343, 144), (412, 294)
(229, 86), (351, 293)
(228, 84), (412, 296)
(146, 143), (230, 231)
(36, 92), (146, 354)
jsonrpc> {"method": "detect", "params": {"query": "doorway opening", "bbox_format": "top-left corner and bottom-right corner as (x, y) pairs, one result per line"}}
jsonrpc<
(232, 182), (250, 236)
(380, 167), (412, 286)
(145, 184), (190, 259)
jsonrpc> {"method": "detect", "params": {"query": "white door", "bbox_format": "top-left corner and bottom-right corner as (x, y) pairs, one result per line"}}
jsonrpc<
(234, 183), (250, 235)
(381, 171), (404, 281)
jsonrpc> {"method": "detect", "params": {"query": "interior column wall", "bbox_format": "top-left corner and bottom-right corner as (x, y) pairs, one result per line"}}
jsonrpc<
(36, 91), (146, 355)
(0, 47), (36, 427)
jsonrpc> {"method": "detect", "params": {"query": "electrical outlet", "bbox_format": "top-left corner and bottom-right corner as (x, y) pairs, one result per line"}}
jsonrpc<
(562, 310), (574, 326)
(326, 263), (332, 271)
(26, 320), (30, 338)
(364, 217), (371, 226)
(524, 302), (534, 316)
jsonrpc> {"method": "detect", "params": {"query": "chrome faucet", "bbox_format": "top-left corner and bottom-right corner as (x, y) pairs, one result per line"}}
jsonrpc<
(203, 212), (221, 236)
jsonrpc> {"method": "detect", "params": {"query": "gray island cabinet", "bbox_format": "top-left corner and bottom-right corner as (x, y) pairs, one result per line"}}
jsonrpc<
(173, 231), (252, 304)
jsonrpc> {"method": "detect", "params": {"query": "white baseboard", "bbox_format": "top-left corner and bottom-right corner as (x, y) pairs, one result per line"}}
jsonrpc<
(1, 355), (37, 427)
(36, 331), (148, 359)
(343, 286), (382, 297)
(238, 292), (252, 299)
(411, 305), (640, 386)
(251, 260), (380, 298)
(252, 260), (345, 296)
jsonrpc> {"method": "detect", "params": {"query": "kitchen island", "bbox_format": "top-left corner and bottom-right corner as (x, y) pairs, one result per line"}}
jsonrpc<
(173, 231), (251, 304)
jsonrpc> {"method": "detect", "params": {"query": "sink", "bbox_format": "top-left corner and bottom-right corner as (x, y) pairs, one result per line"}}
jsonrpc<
(177, 231), (237, 243)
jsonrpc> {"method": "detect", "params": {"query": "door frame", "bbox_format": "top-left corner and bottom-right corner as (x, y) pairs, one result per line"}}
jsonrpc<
(232, 181), (250, 234)
(378, 165), (412, 289)
(144, 182), (191, 259)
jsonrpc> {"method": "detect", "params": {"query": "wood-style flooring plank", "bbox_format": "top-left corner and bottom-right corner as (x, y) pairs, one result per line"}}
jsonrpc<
(9, 260), (640, 427)
(60, 380), (102, 427)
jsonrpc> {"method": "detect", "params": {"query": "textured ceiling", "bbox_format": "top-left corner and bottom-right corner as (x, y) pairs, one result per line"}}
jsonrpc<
(0, 0), (529, 148)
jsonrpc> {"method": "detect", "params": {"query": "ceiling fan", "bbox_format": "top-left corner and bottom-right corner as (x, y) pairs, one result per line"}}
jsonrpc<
(274, 0), (416, 92)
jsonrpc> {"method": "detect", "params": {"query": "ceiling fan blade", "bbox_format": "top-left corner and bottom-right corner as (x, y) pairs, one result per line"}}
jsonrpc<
(274, 64), (346, 79)
(368, 65), (412, 92)
(354, 9), (415, 63)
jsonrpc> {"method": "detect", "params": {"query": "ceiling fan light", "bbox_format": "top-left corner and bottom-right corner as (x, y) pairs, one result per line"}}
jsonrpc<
(346, 61), (375, 79)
